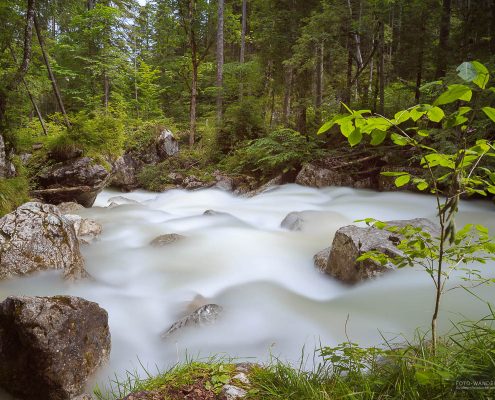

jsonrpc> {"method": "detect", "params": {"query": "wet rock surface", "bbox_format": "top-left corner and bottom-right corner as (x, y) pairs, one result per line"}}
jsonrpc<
(313, 247), (331, 273)
(325, 218), (438, 284)
(150, 233), (185, 247)
(0, 295), (111, 400)
(0, 202), (87, 280)
(161, 304), (223, 339)
(64, 214), (103, 244)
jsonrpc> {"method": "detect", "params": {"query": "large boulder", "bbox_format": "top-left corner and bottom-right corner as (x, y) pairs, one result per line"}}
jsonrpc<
(161, 304), (223, 339)
(325, 218), (438, 284)
(156, 129), (179, 158)
(0, 295), (111, 400)
(111, 129), (179, 192)
(110, 153), (142, 192)
(296, 161), (376, 189)
(0, 202), (87, 280)
(31, 157), (111, 207)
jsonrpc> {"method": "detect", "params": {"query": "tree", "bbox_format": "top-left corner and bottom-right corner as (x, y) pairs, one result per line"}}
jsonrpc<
(320, 61), (495, 352)
(216, 0), (224, 126)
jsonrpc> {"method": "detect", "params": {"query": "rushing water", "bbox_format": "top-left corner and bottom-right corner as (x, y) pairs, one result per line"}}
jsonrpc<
(1, 185), (495, 397)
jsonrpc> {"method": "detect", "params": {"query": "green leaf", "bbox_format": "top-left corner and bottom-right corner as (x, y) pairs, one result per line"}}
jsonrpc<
(427, 107), (445, 122)
(348, 128), (362, 147)
(394, 110), (410, 124)
(410, 107), (426, 122)
(434, 84), (472, 106)
(395, 174), (411, 187)
(370, 130), (387, 146)
(482, 107), (495, 123)
(339, 120), (354, 137)
(457, 61), (490, 89)
(417, 181), (428, 191)
(391, 133), (409, 146)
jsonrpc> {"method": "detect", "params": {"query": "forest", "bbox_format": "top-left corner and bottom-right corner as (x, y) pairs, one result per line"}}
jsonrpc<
(1, 1), (495, 400)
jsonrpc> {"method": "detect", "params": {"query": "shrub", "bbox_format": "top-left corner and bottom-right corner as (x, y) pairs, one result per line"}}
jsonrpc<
(221, 128), (324, 179)
(137, 147), (215, 192)
(216, 96), (265, 153)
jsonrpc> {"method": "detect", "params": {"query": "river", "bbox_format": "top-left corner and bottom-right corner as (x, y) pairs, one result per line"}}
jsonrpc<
(1, 184), (494, 397)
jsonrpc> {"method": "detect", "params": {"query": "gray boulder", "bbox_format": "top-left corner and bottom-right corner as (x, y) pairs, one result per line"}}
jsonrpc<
(221, 385), (247, 400)
(110, 153), (142, 192)
(32, 157), (111, 207)
(56, 201), (85, 214)
(149, 233), (185, 247)
(326, 218), (438, 284)
(64, 214), (103, 244)
(296, 161), (375, 189)
(0, 296), (111, 400)
(156, 129), (179, 158)
(0, 202), (87, 280)
(161, 304), (223, 339)
(313, 247), (331, 273)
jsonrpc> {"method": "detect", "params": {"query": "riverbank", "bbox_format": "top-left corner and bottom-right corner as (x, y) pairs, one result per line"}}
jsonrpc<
(95, 313), (495, 400)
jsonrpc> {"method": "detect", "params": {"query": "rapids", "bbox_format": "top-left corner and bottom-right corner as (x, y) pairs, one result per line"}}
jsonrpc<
(1, 184), (495, 397)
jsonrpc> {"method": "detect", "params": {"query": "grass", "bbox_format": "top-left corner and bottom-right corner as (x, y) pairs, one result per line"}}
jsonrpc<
(0, 176), (30, 217)
(93, 313), (495, 400)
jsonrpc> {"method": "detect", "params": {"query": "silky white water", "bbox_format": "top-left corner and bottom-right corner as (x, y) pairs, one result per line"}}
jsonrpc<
(1, 184), (495, 397)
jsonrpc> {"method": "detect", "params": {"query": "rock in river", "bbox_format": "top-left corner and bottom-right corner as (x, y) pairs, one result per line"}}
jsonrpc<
(161, 304), (223, 339)
(150, 233), (185, 247)
(0, 202), (87, 280)
(325, 218), (438, 284)
(0, 295), (111, 400)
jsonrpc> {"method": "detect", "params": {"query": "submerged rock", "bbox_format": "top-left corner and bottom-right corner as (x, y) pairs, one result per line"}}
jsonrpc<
(150, 233), (185, 247)
(326, 218), (438, 284)
(32, 157), (111, 207)
(0, 202), (87, 280)
(161, 304), (223, 339)
(0, 295), (111, 400)
(280, 211), (305, 231)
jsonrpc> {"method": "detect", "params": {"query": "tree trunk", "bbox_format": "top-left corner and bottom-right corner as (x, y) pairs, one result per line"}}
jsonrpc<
(346, 0), (363, 69)
(344, 47), (353, 106)
(378, 21), (385, 115)
(315, 42), (324, 125)
(216, 0), (224, 126)
(103, 71), (109, 110)
(188, 0), (197, 146)
(435, 0), (452, 78)
(87, 0), (96, 10)
(415, 9), (427, 103)
(0, 0), (36, 126)
(283, 66), (293, 125)
(34, 14), (71, 128)
(9, 46), (47, 135)
(239, 0), (247, 99)
(190, 61), (198, 146)
(491, 0), (495, 53)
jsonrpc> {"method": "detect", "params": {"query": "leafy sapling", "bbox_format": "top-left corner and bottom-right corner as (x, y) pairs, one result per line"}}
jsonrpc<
(319, 61), (495, 352)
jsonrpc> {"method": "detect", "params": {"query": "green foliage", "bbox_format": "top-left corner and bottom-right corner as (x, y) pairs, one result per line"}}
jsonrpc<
(0, 176), (30, 217)
(138, 147), (215, 192)
(216, 96), (265, 154)
(221, 129), (323, 179)
(320, 61), (495, 351)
